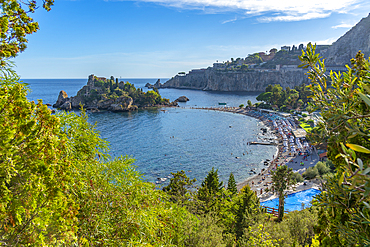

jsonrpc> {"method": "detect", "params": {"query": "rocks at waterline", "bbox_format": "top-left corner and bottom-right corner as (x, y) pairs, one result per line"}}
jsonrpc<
(175, 96), (189, 102)
(53, 90), (71, 110)
(145, 79), (162, 89)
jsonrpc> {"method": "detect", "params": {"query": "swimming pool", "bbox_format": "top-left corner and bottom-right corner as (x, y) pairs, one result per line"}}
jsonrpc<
(260, 188), (321, 211)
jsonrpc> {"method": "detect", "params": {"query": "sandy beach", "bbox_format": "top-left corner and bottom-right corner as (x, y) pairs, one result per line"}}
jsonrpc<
(194, 106), (321, 200)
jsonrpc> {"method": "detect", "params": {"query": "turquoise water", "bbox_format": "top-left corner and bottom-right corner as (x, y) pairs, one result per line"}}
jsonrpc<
(23, 78), (275, 186)
(261, 188), (321, 211)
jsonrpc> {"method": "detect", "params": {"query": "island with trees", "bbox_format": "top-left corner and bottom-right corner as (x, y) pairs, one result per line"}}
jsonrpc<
(53, 74), (177, 111)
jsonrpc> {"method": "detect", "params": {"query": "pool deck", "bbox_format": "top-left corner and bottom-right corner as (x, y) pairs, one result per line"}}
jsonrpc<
(259, 179), (322, 202)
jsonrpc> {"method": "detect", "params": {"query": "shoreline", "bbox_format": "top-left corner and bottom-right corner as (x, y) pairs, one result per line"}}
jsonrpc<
(193, 106), (321, 199)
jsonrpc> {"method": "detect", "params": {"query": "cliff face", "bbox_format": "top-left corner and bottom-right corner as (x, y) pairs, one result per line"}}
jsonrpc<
(163, 69), (309, 91)
(323, 13), (370, 65)
(162, 14), (370, 92)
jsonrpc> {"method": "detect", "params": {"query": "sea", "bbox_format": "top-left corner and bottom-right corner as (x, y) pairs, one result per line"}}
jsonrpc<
(23, 78), (277, 187)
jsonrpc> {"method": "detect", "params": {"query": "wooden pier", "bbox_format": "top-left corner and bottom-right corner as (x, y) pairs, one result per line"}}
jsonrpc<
(249, 141), (277, 146)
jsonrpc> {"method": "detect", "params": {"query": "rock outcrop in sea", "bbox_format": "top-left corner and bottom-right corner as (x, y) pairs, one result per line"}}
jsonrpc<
(145, 79), (162, 89)
(53, 75), (177, 111)
(175, 96), (189, 102)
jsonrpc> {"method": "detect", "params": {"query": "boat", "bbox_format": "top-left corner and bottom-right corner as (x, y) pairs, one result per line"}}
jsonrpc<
(218, 102), (227, 105)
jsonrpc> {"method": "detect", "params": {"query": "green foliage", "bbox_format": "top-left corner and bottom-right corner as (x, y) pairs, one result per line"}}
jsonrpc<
(256, 83), (311, 111)
(242, 224), (279, 247)
(271, 165), (294, 222)
(197, 167), (223, 213)
(180, 213), (227, 247)
(302, 166), (319, 179)
(94, 79), (105, 87)
(315, 161), (330, 176)
(238, 208), (317, 247)
(300, 122), (312, 132)
(247, 100), (253, 107)
(291, 172), (304, 183)
(73, 156), (189, 246)
(245, 53), (263, 64)
(163, 170), (196, 205)
(256, 92), (272, 104)
(227, 173), (238, 195)
(234, 185), (263, 240)
(0, 74), (78, 245)
(239, 104), (244, 108)
(0, 0), (54, 65)
(300, 43), (370, 245)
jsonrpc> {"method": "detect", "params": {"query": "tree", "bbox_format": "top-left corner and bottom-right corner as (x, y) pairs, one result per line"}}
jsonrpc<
(270, 165), (293, 222)
(265, 84), (274, 92)
(271, 84), (283, 106)
(0, 74), (78, 245)
(239, 104), (244, 108)
(247, 100), (253, 107)
(227, 173), (237, 195)
(163, 170), (196, 204)
(197, 167), (223, 213)
(256, 92), (272, 104)
(0, 0), (54, 66)
(299, 43), (370, 245)
(234, 185), (262, 240)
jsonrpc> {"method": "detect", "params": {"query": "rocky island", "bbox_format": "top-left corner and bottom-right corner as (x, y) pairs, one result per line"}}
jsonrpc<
(53, 75), (177, 111)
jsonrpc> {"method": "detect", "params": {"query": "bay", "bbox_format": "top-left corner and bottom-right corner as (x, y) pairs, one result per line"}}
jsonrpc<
(23, 78), (276, 186)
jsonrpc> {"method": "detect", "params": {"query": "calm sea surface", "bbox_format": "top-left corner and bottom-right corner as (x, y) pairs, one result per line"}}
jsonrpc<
(23, 78), (277, 186)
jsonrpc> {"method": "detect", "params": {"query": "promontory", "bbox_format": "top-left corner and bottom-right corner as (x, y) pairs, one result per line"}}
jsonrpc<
(151, 14), (370, 92)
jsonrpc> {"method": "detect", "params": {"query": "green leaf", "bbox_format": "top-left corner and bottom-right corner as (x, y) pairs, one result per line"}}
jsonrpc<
(338, 172), (345, 186)
(363, 168), (370, 175)
(346, 143), (370, 154)
(364, 85), (370, 94)
(357, 158), (363, 170)
(358, 92), (370, 107)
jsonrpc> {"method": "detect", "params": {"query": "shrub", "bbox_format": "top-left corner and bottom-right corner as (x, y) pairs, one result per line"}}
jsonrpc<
(302, 166), (319, 179)
(180, 214), (227, 247)
(315, 161), (330, 176)
(291, 172), (304, 183)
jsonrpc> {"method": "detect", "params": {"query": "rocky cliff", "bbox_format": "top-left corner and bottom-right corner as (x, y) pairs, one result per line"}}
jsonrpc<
(162, 69), (309, 91)
(323, 13), (370, 65)
(162, 13), (370, 92)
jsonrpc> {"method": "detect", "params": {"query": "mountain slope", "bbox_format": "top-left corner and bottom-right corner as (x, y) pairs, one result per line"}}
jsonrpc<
(323, 13), (370, 65)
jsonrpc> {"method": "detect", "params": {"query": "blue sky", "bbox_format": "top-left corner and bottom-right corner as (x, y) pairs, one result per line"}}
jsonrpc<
(13, 0), (370, 79)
